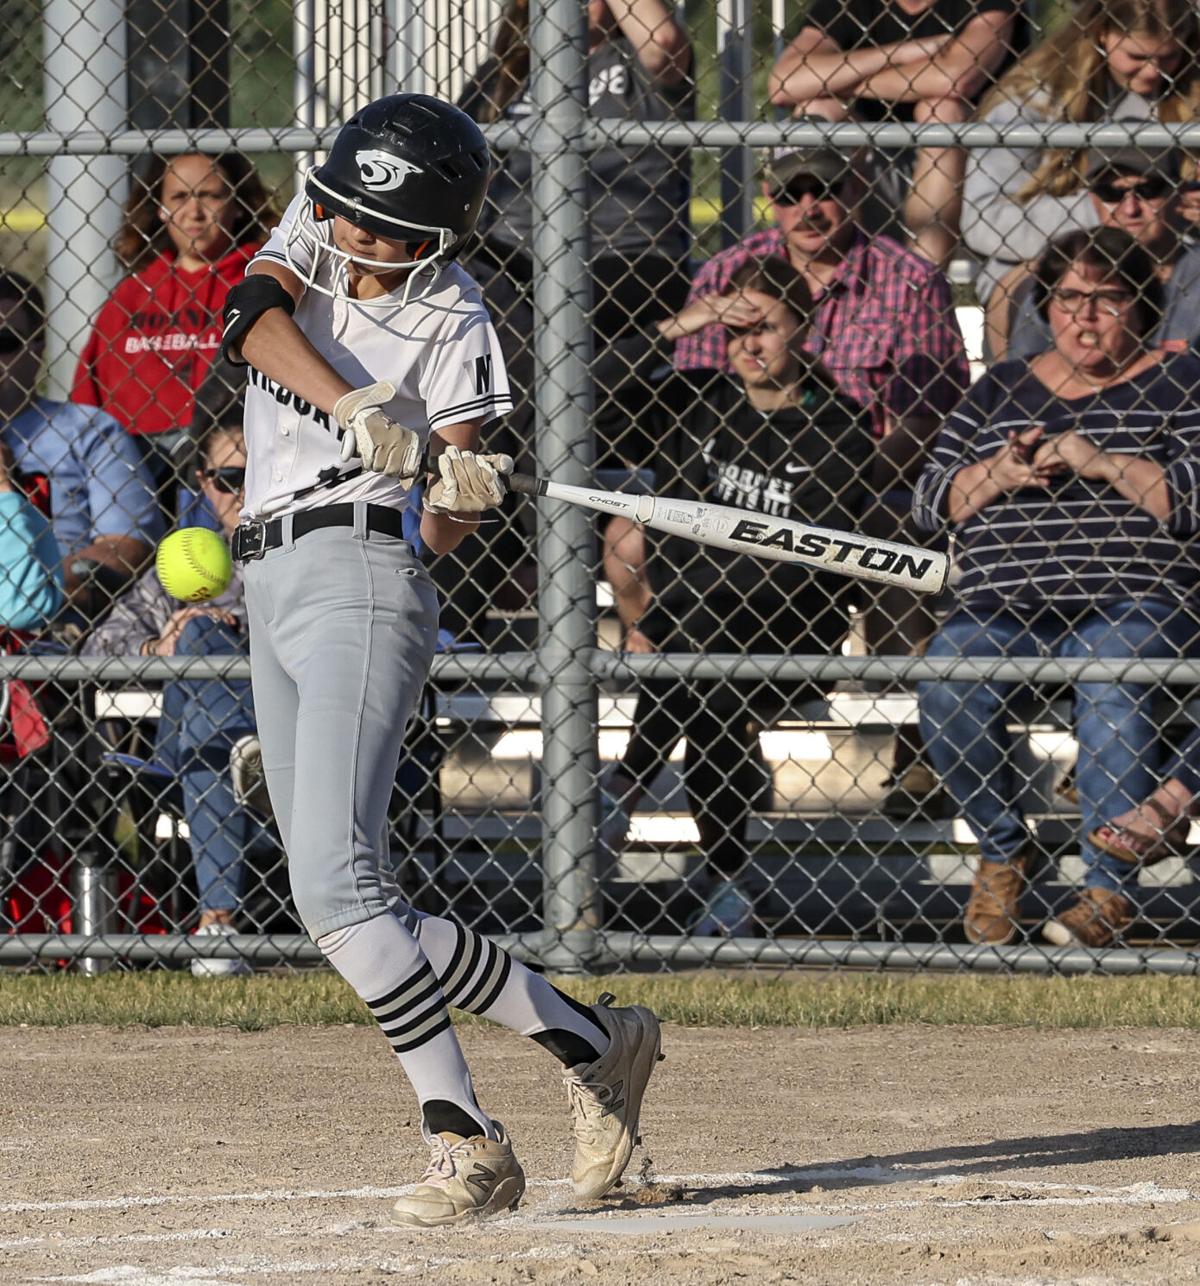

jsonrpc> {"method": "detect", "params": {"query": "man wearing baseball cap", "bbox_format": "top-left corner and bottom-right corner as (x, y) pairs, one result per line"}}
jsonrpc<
(1007, 147), (1200, 359)
(607, 134), (969, 816)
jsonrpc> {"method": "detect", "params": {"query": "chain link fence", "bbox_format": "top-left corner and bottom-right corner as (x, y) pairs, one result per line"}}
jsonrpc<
(3, 0), (1200, 976)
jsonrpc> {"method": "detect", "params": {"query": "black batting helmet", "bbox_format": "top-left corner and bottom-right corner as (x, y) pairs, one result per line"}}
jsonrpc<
(307, 93), (491, 260)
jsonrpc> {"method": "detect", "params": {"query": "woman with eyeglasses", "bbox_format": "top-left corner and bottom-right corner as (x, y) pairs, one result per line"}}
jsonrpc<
(83, 364), (264, 976)
(913, 226), (1200, 949)
(71, 152), (277, 500)
(963, 0), (1200, 356)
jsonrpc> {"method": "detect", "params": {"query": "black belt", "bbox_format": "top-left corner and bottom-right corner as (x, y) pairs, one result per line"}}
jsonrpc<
(232, 503), (407, 562)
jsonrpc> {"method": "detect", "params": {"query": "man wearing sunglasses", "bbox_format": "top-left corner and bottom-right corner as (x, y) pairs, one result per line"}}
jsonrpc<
(84, 367), (267, 977)
(1007, 148), (1200, 360)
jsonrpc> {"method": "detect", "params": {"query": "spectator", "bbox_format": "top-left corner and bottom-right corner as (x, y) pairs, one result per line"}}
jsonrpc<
(83, 369), (266, 976)
(629, 142), (969, 812)
(913, 228), (1200, 949)
(601, 255), (873, 934)
(1006, 145), (1200, 359)
(0, 272), (162, 625)
(71, 152), (276, 499)
(769, 0), (1021, 267)
(459, 0), (693, 469)
(0, 442), (63, 631)
(963, 0), (1200, 357)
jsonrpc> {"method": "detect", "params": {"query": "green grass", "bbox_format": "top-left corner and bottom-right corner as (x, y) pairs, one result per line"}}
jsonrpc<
(3, 971), (1200, 1032)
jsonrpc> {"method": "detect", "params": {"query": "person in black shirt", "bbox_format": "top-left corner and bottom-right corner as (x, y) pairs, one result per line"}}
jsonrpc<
(769, 0), (1023, 268)
(601, 255), (874, 936)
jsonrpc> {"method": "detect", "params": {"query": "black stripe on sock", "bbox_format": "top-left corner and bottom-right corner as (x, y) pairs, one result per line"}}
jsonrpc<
(439, 924), (484, 1008)
(382, 999), (446, 1042)
(377, 980), (443, 1037)
(366, 960), (436, 1015)
(390, 1012), (452, 1054)
(455, 939), (504, 1013)
(471, 950), (513, 1017)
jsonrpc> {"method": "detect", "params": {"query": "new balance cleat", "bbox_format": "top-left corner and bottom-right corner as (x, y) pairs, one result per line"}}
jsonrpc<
(389, 1123), (526, 1228)
(565, 992), (663, 1200)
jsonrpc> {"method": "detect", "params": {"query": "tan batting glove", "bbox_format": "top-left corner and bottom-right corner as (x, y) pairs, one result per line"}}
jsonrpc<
(333, 380), (423, 479)
(424, 448), (513, 514)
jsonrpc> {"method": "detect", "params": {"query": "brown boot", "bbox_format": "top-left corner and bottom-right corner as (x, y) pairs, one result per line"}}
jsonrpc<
(1042, 888), (1133, 949)
(964, 855), (1028, 945)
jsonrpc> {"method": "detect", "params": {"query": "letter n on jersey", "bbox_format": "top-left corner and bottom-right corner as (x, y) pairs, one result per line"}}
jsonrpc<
(465, 354), (492, 396)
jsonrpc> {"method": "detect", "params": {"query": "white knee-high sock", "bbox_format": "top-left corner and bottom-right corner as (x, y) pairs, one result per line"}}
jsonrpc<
(407, 911), (611, 1067)
(317, 913), (494, 1139)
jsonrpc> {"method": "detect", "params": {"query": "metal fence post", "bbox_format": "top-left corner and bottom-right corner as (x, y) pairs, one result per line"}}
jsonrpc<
(42, 0), (127, 399)
(529, 0), (599, 974)
(717, 0), (755, 246)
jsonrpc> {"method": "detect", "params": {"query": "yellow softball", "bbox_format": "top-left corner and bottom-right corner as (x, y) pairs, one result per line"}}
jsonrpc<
(156, 528), (233, 603)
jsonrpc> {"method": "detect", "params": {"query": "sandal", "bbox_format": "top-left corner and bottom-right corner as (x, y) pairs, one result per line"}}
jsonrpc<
(1088, 796), (1192, 867)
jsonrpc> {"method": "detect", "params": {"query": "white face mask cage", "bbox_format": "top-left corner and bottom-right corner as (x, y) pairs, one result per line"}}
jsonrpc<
(282, 168), (457, 308)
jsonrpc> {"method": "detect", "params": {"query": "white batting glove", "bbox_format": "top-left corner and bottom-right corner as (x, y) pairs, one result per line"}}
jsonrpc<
(424, 448), (514, 515)
(333, 380), (423, 479)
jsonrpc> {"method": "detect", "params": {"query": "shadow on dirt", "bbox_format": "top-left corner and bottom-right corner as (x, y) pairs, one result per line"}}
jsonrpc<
(621, 1122), (1200, 1208)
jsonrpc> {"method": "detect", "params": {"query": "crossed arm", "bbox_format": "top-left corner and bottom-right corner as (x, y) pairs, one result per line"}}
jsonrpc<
(768, 11), (1012, 109)
(947, 426), (1170, 525)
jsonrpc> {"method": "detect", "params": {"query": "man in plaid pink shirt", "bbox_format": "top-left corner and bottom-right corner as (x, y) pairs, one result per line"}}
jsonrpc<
(612, 142), (970, 813)
(669, 148), (969, 442)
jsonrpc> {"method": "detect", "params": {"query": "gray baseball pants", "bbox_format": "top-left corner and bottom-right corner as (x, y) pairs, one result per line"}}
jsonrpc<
(242, 510), (439, 937)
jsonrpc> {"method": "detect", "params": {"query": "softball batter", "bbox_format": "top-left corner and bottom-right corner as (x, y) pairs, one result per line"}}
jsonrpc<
(222, 93), (662, 1227)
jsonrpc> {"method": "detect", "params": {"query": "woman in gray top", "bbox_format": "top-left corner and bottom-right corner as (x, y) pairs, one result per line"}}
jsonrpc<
(459, 0), (693, 471)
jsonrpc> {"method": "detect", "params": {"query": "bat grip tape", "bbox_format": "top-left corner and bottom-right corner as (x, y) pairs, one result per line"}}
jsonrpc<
(507, 473), (543, 496)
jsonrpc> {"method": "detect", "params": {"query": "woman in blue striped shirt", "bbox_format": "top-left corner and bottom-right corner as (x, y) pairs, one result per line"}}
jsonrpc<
(913, 226), (1200, 948)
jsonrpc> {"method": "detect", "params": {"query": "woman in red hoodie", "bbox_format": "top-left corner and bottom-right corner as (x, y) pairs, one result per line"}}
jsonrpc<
(72, 152), (277, 494)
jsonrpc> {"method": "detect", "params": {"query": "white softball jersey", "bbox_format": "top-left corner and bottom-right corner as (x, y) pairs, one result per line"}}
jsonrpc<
(241, 193), (514, 519)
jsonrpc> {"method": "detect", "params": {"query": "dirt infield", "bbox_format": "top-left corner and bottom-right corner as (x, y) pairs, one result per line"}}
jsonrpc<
(6, 1023), (1200, 1284)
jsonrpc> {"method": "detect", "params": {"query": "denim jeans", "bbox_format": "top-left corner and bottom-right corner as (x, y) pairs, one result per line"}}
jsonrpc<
(153, 615), (256, 914)
(918, 598), (1196, 892)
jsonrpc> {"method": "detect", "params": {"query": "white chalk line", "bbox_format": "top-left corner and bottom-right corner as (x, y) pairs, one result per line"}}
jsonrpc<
(7, 1168), (1197, 1220)
(33, 1246), (585, 1284)
(1, 1168), (789, 1216)
(849, 1179), (1195, 1215)
(0, 1230), (234, 1254)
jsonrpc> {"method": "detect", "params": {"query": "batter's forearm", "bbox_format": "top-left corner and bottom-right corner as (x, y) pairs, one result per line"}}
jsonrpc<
(240, 311), (354, 415)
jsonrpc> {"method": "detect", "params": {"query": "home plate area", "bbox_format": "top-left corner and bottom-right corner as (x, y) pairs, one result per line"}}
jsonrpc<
(8, 1025), (1200, 1283)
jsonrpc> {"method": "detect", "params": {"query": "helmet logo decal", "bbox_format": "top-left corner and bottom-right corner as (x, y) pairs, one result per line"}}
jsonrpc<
(355, 149), (423, 192)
